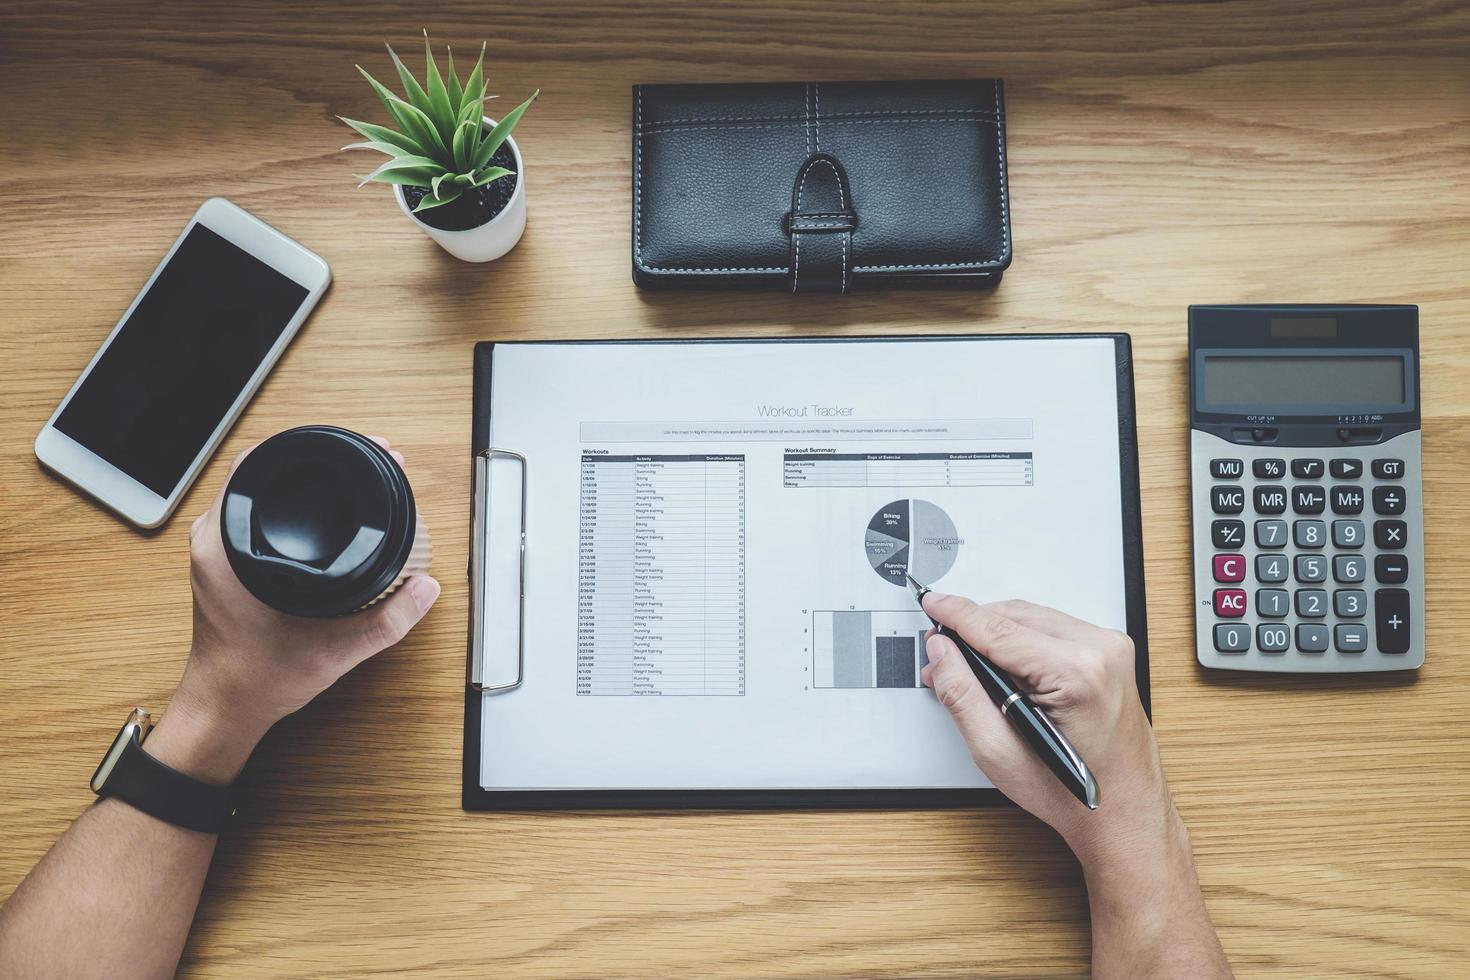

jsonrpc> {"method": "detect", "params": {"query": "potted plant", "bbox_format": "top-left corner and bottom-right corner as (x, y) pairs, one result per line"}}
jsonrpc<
(341, 34), (538, 262)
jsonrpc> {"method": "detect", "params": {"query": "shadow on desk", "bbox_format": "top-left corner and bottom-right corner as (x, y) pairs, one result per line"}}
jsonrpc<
(632, 286), (1010, 334)
(1195, 664), (1421, 695)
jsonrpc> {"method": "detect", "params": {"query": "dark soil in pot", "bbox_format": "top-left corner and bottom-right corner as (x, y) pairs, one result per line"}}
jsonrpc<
(403, 142), (518, 232)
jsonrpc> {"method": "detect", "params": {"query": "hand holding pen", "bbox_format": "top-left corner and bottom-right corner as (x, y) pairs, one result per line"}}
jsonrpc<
(908, 575), (1099, 809)
(911, 584), (1173, 853)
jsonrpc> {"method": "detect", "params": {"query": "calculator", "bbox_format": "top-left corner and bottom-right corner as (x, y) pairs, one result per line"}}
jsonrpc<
(1189, 305), (1423, 672)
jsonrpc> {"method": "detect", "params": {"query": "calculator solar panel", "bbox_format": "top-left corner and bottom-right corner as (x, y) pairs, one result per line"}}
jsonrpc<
(1189, 306), (1424, 673)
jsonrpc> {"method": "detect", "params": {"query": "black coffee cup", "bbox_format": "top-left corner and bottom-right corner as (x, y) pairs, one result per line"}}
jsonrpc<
(220, 425), (431, 617)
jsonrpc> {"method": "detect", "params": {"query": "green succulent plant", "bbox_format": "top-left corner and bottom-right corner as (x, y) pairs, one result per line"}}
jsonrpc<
(341, 33), (537, 213)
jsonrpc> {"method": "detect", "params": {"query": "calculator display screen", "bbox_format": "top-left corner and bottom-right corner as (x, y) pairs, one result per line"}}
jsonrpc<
(1200, 354), (1406, 411)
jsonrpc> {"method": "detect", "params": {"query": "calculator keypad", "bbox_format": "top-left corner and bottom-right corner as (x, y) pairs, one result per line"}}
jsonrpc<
(1195, 434), (1422, 671)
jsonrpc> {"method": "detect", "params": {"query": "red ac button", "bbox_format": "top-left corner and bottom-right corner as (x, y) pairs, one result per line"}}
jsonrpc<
(1212, 554), (1246, 583)
(1213, 588), (1247, 617)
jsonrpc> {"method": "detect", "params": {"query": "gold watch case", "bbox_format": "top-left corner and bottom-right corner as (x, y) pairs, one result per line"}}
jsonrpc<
(90, 707), (153, 794)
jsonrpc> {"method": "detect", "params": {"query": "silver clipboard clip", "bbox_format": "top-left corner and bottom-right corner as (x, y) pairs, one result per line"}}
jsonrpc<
(467, 447), (527, 694)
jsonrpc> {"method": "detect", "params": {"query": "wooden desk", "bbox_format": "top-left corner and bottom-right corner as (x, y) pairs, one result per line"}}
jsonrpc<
(2, 1), (1467, 974)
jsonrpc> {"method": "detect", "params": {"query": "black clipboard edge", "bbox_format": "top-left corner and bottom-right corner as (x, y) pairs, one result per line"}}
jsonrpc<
(463, 334), (1149, 811)
(1114, 334), (1153, 721)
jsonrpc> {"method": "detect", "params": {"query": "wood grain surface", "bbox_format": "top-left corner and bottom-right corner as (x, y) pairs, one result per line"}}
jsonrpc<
(2, 1), (1468, 976)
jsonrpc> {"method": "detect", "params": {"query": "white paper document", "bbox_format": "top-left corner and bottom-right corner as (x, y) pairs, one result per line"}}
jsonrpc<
(476, 337), (1129, 792)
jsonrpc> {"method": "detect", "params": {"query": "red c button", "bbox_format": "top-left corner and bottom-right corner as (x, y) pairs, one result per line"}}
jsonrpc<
(1214, 588), (1247, 617)
(1212, 554), (1245, 582)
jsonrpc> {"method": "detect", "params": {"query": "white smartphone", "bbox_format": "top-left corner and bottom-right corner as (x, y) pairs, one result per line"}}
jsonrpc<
(35, 198), (331, 528)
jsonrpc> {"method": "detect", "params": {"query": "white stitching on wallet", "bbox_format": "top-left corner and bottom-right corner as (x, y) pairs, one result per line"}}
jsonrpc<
(643, 108), (1002, 126)
(791, 232), (801, 293)
(635, 83), (1009, 276)
(841, 231), (848, 293)
(792, 158), (849, 292)
(804, 83), (813, 157)
(795, 159), (846, 215)
(633, 86), (643, 267)
(791, 157), (816, 291)
(638, 117), (998, 135)
(993, 78), (1010, 265)
(814, 82), (822, 153)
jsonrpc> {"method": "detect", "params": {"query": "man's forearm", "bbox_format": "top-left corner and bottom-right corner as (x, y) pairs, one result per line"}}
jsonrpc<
(1077, 806), (1232, 980)
(0, 799), (218, 978)
(0, 694), (261, 978)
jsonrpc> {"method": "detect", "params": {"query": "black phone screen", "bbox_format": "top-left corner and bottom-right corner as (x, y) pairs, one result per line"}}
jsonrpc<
(54, 224), (309, 497)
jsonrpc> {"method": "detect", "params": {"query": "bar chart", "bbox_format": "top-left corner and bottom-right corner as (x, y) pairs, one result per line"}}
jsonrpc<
(811, 609), (936, 689)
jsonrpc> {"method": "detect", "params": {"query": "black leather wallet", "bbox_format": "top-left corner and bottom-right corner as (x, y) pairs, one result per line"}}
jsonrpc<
(632, 79), (1011, 293)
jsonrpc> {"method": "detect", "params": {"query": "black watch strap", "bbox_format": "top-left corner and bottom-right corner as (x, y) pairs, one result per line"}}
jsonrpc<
(100, 731), (240, 834)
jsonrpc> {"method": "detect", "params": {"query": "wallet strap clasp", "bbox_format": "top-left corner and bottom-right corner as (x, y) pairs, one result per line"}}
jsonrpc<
(787, 152), (857, 295)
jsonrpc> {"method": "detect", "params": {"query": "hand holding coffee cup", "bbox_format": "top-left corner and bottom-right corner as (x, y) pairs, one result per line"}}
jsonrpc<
(220, 426), (432, 616)
(164, 433), (440, 753)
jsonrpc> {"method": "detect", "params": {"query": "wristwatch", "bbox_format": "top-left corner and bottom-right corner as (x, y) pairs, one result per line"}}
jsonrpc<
(91, 708), (240, 833)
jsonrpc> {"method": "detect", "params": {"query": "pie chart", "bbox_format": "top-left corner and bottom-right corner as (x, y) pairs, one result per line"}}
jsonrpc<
(865, 498), (961, 587)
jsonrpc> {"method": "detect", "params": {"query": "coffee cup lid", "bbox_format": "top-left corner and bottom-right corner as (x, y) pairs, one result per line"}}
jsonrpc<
(220, 426), (416, 617)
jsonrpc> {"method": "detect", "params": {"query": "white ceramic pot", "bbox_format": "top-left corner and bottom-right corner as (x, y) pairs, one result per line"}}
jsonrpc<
(394, 117), (526, 262)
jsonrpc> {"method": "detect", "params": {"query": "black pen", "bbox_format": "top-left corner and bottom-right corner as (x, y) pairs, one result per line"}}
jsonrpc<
(907, 574), (1099, 810)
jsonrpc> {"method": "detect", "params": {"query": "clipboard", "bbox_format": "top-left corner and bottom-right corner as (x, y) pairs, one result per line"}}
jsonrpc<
(463, 335), (1151, 810)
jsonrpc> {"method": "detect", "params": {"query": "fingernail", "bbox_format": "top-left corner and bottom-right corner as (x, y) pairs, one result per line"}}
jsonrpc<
(923, 590), (948, 604)
(925, 634), (947, 664)
(410, 576), (441, 614)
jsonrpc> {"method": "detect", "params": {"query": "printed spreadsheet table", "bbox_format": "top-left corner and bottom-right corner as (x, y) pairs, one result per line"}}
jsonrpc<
(783, 452), (1034, 488)
(576, 454), (747, 696)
